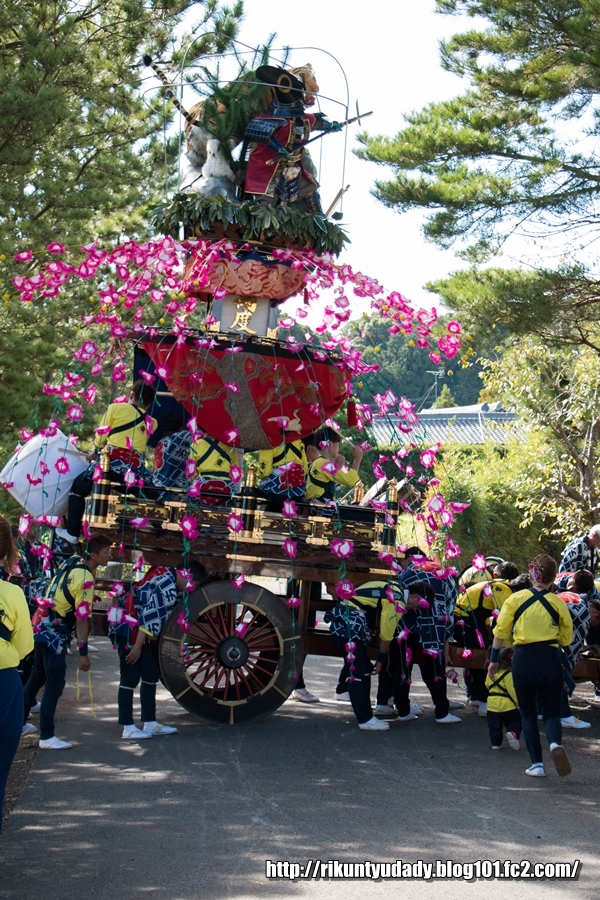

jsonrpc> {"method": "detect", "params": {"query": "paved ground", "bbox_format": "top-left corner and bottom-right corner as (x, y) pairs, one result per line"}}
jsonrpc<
(1, 638), (600, 900)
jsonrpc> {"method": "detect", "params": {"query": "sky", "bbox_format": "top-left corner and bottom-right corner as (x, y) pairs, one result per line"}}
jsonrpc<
(175, 0), (472, 312)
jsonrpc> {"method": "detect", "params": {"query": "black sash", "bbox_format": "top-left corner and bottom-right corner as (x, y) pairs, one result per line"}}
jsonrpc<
(487, 669), (514, 702)
(0, 620), (12, 642)
(194, 437), (231, 468)
(107, 404), (146, 439)
(512, 588), (560, 629)
(272, 443), (303, 467)
(308, 467), (335, 500)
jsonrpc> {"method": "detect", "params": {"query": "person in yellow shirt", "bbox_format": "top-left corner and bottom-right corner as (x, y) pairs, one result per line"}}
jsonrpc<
(0, 517), (34, 831)
(258, 417), (309, 502)
(188, 434), (237, 505)
(22, 534), (112, 750)
(57, 380), (158, 544)
(489, 553), (573, 779)
(485, 646), (521, 750)
(304, 427), (363, 502)
(454, 561), (518, 714)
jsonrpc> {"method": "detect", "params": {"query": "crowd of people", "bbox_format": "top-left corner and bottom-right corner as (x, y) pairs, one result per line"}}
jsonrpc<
(54, 381), (364, 546)
(2, 387), (600, 828)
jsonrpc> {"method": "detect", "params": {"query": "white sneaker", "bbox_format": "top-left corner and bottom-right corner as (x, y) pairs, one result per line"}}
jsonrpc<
(29, 702), (41, 715)
(142, 722), (178, 735)
(374, 704), (396, 715)
(410, 702), (423, 714)
(39, 736), (73, 750)
(87, 645), (99, 652)
(21, 723), (37, 736)
(358, 716), (390, 731)
(561, 715), (591, 729)
(526, 763), (546, 777)
(291, 688), (320, 703)
(334, 692), (351, 702)
(469, 700), (480, 707)
(55, 527), (78, 545)
(550, 743), (572, 777)
(478, 702), (488, 717)
(122, 726), (152, 740)
(435, 713), (461, 724)
(506, 731), (520, 751)
(397, 712), (418, 722)
(449, 699), (465, 709)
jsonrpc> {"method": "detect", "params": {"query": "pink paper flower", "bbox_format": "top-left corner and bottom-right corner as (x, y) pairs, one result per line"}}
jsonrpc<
(230, 465), (242, 484)
(18, 514), (31, 536)
(224, 382), (240, 393)
(185, 459), (197, 479)
(180, 515), (198, 540)
(335, 579), (355, 600)
(232, 574), (246, 589)
(282, 538), (297, 559)
(225, 428), (239, 444)
(287, 596), (301, 608)
(472, 554), (487, 571)
(15, 250), (33, 262)
(129, 517), (149, 528)
(47, 242), (66, 254)
(282, 499), (297, 518)
(449, 501), (469, 513)
(330, 538), (354, 559)
(54, 457), (70, 475)
(321, 460), (338, 475)
(446, 320), (462, 335)
(67, 404), (83, 422)
(177, 611), (192, 632)
(419, 448), (436, 468)
(445, 538), (461, 558)
(227, 513), (244, 533)
(75, 601), (91, 619)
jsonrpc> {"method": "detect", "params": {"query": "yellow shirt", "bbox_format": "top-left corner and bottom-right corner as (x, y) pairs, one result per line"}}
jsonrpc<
(305, 456), (360, 501)
(348, 580), (406, 643)
(95, 402), (156, 453)
(0, 581), (34, 669)
(494, 588), (573, 647)
(51, 562), (95, 620)
(190, 437), (235, 478)
(485, 669), (518, 713)
(455, 580), (513, 618)
(258, 441), (308, 480)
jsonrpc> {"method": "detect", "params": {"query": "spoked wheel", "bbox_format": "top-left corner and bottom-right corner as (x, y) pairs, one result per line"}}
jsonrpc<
(159, 580), (302, 724)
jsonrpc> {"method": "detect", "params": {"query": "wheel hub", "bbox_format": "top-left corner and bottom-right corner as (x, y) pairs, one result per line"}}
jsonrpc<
(216, 636), (250, 669)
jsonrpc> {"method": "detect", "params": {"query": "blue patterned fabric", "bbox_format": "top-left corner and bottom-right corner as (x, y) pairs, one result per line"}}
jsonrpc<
(559, 535), (597, 574)
(244, 116), (286, 142)
(152, 432), (192, 490)
(134, 568), (178, 638)
(400, 565), (457, 655)
(324, 604), (371, 643)
(259, 471), (306, 498)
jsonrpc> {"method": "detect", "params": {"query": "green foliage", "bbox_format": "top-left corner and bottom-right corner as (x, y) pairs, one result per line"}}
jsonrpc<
(482, 337), (600, 534)
(434, 441), (563, 570)
(0, 0), (241, 478)
(431, 383), (457, 408)
(344, 314), (502, 408)
(152, 194), (349, 255)
(195, 41), (279, 162)
(356, 0), (600, 347)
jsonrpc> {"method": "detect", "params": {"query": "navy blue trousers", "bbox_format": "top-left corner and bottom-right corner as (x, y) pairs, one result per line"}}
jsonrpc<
(0, 668), (24, 831)
(23, 643), (67, 740)
(512, 643), (563, 765)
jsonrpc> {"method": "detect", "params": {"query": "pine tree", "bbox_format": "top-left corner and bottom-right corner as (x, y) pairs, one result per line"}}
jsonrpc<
(0, 0), (242, 465)
(356, 1), (600, 347)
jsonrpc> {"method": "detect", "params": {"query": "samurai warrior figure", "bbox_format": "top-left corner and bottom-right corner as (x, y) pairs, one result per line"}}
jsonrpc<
(242, 65), (341, 213)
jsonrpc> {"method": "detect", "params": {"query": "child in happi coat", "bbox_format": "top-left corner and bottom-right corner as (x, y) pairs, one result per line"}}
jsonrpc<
(485, 646), (521, 750)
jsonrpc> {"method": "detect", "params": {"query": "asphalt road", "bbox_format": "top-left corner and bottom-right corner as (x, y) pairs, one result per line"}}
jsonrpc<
(1, 637), (599, 900)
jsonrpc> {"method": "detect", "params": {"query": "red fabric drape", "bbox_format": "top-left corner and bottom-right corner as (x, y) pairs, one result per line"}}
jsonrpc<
(141, 339), (349, 450)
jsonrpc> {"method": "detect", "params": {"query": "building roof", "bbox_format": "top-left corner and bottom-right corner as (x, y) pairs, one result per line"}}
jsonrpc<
(371, 402), (525, 447)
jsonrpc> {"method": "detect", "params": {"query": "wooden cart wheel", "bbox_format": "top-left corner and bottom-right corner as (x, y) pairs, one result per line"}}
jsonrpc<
(159, 580), (303, 724)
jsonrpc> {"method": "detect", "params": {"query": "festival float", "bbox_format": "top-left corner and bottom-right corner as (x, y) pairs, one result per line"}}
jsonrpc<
(0, 42), (487, 724)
